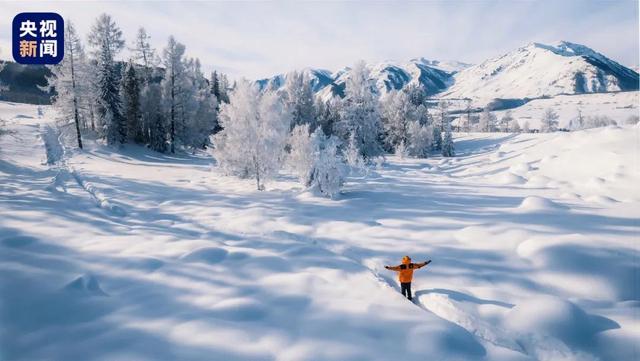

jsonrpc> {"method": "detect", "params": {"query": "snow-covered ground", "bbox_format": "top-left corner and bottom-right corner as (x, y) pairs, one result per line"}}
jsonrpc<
(1, 101), (639, 361)
(492, 91), (639, 130)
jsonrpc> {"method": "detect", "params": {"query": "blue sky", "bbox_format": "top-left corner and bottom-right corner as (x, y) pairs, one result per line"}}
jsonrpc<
(1, 1), (638, 79)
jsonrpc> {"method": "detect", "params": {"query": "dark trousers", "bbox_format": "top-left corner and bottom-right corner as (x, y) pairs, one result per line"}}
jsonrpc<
(401, 282), (412, 300)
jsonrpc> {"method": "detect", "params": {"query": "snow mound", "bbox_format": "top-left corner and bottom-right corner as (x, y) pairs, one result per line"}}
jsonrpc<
(495, 172), (527, 185)
(120, 257), (164, 272)
(180, 247), (228, 264)
(526, 175), (552, 187)
(509, 163), (533, 175)
(505, 296), (618, 348)
(407, 322), (486, 358)
(64, 274), (108, 296)
(517, 196), (565, 212)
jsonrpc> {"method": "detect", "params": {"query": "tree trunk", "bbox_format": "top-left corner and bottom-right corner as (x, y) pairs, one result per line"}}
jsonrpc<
(69, 42), (83, 149)
(170, 72), (175, 154)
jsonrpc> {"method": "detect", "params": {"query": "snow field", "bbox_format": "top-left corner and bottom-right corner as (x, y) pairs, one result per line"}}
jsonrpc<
(1, 102), (639, 361)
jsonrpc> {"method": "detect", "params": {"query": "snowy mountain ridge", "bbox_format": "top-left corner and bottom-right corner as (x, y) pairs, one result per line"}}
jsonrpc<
(442, 41), (639, 104)
(258, 40), (639, 106)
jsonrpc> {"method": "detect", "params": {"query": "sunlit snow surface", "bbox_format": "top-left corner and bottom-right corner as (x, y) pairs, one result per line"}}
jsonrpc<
(1, 101), (638, 361)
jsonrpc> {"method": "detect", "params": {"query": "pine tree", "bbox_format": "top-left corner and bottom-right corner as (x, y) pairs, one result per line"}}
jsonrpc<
(540, 108), (559, 133)
(213, 81), (291, 190)
(122, 60), (142, 143)
(88, 13), (125, 145)
(43, 21), (88, 149)
(337, 61), (383, 160)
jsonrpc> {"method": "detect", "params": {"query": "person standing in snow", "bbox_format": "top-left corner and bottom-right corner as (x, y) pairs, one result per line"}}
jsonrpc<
(384, 256), (430, 301)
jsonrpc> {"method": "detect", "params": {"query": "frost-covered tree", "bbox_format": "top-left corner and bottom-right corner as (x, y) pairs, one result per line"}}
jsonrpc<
(43, 21), (88, 149)
(121, 60), (142, 142)
(284, 71), (315, 130)
(500, 111), (513, 133)
(463, 99), (472, 132)
(407, 121), (432, 158)
(131, 27), (158, 143)
(344, 132), (366, 171)
(436, 100), (450, 132)
(441, 117), (455, 157)
(312, 134), (347, 198)
(287, 125), (347, 197)
(395, 139), (408, 158)
(141, 75), (166, 152)
(131, 27), (157, 81)
(288, 124), (318, 186)
(337, 61), (383, 159)
(315, 98), (340, 137)
(625, 115), (639, 125)
(381, 90), (415, 152)
(432, 126), (442, 150)
(214, 81), (291, 190)
(478, 107), (497, 132)
(217, 73), (231, 103)
(88, 13), (125, 145)
(522, 120), (531, 133)
(540, 108), (559, 133)
(180, 58), (217, 149)
(161, 36), (187, 153)
(511, 118), (521, 133)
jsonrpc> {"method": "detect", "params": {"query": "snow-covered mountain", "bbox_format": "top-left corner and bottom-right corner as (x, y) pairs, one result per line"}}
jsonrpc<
(257, 41), (638, 106)
(442, 41), (640, 104)
(255, 68), (334, 93)
(258, 58), (468, 101)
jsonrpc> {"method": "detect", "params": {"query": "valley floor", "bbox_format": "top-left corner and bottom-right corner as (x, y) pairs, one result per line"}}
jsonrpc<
(1, 102), (638, 361)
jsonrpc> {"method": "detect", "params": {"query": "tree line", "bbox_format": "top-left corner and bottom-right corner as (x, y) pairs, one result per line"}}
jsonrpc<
(43, 15), (231, 152)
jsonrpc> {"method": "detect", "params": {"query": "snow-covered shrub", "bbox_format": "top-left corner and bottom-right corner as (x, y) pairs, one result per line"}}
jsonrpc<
(344, 133), (366, 172)
(583, 115), (617, 129)
(395, 140), (407, 159)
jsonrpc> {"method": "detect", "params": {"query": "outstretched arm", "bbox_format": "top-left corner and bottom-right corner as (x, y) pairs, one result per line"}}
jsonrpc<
(385, 265), (401, 271)
(415, 260), (431, 269)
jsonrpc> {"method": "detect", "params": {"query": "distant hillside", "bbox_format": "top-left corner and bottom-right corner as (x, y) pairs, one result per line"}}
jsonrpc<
(0, 61), (52, 105)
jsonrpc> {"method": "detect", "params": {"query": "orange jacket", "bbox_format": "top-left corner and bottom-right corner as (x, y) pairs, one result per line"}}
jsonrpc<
(386, 257), (429, 283)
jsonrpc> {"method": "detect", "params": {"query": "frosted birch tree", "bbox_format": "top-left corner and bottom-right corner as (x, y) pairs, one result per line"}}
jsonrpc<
(43, 21), (88, 149)
(214, 81), (291, 190)
(540, 108), (559, 133)
(337, 61), (383, 159)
